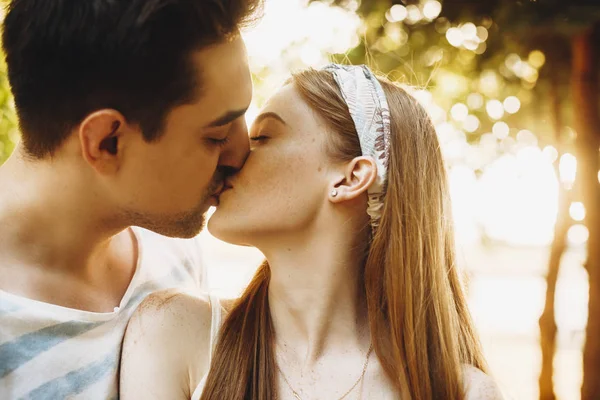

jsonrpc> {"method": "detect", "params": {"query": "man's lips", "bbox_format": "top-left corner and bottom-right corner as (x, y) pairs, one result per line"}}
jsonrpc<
(211, 181), (233, 198)
(222, 181), (233, 192)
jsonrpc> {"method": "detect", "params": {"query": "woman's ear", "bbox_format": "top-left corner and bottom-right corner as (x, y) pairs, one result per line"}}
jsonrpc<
(328, 156), (377, 203)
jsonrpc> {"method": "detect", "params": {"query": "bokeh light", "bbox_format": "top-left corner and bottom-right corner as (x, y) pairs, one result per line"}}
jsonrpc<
(568, 224), (589, 246)
(406, 4), (422, 24)
(479, 71), (502, 96)
(542, 145), (559, 163)
(423, 1), (442, 20)
(570, 202), (586, 222)
(477, 147), (558, 246)
(486, 99), (505, 120)
(387, 4), (407, 22)
(464, 115), (480, 133)
(451, 103), (469, 122)
(476, 26), (489, 42)
(446, 27), (463, 47)
(467, 93), (485, 109)
(559, 153), (577, 185)
(492, 122), (510, 139)
(528, 50), (546, 69)
(504, 96), (521, 114)
(461, 22), (477, 39)
(516, 129), (538, 146)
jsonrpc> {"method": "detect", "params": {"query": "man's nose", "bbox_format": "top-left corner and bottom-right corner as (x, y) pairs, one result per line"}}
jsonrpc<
(218, 117), (250, 172)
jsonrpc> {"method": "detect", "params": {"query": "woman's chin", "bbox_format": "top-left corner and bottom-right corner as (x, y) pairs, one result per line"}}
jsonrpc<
(207, 213), (246, 245)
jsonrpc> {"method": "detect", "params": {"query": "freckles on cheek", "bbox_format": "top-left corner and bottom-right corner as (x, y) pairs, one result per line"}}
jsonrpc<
(248, 146), (315, 195)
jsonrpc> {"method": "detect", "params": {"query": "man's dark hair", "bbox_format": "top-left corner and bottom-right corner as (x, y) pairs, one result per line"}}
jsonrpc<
(2, 0), (261, 158)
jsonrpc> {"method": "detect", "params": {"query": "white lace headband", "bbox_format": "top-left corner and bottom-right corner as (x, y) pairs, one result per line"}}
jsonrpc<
(323, 63), (391, 232)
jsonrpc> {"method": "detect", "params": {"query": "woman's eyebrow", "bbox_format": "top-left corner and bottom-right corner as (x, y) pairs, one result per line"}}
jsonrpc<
(253, 112), (288, 126)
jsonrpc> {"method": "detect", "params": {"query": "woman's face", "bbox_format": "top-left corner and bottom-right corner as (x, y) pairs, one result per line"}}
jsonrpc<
(208, 83), (335, 245)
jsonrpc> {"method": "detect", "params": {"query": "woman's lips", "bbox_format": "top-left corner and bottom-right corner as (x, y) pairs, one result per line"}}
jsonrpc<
(220, 180), (234, 194)
(218, 185), (233, 198)
(210, 182), (233, 205)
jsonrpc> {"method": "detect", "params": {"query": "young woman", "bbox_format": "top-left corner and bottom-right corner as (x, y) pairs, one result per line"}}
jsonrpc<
(121, 64), (504, 400)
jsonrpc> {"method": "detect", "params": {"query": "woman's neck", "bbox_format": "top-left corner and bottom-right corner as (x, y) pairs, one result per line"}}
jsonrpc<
(261, 224), (371, 367)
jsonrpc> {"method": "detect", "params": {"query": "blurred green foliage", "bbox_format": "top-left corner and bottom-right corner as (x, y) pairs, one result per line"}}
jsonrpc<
(316, 0), (600, 170)
(0, 52), (16, 165)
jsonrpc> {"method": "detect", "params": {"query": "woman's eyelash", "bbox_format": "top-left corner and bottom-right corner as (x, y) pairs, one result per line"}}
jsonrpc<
(250, 135), (269, 142)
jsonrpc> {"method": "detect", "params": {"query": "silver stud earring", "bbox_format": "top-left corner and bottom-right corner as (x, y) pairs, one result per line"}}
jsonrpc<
(331, 189), (338, 197)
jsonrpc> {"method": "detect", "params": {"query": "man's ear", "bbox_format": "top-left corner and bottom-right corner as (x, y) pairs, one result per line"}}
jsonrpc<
(328, 156), (378, 203)
(78, 110), (128, 175)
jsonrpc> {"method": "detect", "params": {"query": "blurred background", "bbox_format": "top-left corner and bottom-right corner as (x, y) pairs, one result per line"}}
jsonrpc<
(1, 0), (599, 399)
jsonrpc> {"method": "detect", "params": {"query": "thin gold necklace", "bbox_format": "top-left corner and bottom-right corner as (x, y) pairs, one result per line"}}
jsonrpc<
(276, 345), (373, 400)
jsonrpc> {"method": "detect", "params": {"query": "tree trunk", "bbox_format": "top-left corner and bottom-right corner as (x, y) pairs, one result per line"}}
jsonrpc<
(538, 68), (571, 400)
(574, 26), (600, 400)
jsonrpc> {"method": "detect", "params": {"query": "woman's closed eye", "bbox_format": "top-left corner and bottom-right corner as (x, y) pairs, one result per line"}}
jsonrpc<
(250, 135), (269, 143)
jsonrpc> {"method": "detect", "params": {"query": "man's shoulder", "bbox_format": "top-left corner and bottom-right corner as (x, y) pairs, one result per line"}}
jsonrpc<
(132, 227), (203, 258)
(131, 227), (206, 290)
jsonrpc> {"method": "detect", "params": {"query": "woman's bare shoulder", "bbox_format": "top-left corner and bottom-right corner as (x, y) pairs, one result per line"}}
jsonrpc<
(132, 289), (211, 328)
(120, 289), (214, 399)
(125, 289), (213, 344)
(462, 365), (505, 400)
(219, 296), (237, 312)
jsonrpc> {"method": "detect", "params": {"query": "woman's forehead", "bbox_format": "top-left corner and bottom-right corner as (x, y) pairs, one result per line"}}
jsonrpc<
(261, 84), (301, 115)
(259, 84), (326, 131)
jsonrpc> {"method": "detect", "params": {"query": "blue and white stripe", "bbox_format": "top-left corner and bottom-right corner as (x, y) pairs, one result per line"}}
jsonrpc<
(0, 227), (206, 399)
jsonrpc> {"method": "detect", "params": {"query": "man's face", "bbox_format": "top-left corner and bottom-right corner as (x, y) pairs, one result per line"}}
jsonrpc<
(113, 36), (252, 238)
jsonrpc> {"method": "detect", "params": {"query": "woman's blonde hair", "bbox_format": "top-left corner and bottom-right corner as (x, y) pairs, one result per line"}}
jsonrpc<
(201, 68), (487, 400)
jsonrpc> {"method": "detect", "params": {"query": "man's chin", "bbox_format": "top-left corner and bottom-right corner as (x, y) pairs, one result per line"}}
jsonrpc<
(129, 208), (208, 239)
(205, 194), (220, 208)
(174, 208), (209, 238)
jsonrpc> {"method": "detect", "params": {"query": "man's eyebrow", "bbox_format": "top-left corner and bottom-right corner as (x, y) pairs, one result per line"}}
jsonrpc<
(205, 107), (249, 128)
(253, 112), (287, 126)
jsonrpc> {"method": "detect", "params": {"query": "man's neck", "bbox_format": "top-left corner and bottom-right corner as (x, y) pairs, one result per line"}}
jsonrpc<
(0, 148), (137, 311)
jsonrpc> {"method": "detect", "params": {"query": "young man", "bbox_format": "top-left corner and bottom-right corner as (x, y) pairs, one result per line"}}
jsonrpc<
(0, 0), (260, 398)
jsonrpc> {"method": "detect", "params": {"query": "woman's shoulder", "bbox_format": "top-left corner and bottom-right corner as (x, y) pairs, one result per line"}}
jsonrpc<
(121, 289), (216, 399)
(124, 289), (216, 360)
(462, 365), (505, 400)
(133, 288), (213, 318)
